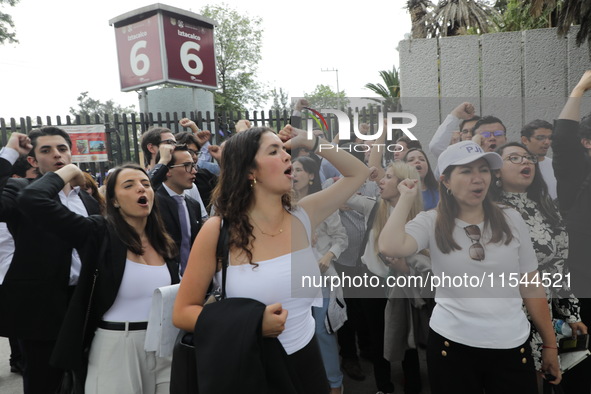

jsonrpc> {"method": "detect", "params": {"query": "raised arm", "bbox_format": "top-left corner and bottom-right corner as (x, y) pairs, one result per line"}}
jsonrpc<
(290, 99), (308, 129)
(367, 120), (387, 181)
(429, 102), (475, 158)
(553, 71), (591, 210)
(17, 164), (97, 248)
(0, 133), (32, 219)
(378, 179), (419, 257)
(281, 125), (370, 230)
(558, 70), (591, 121)
(148, 143), (175, 190)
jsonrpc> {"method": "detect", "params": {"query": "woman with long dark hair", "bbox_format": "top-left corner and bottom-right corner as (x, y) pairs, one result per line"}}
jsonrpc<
(173, 125), (369, 392)
(403, 148), (439, 210)
(19, 163), (178, 393)
(490, 142), (586, 372)
(378, 141), (561, 393)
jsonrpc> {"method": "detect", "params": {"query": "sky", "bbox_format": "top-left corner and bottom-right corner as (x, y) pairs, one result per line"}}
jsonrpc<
(0, 0), (411, 120)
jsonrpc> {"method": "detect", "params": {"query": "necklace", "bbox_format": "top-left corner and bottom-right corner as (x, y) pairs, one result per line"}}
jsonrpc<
(249, 210), (285, 237)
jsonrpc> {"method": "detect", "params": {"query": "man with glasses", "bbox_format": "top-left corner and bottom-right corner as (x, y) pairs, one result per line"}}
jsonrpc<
(140, 127), (177, 171)
(150, 144), (203, 274)
(520, 119), (557, 200)
(471, 116), (507, 152)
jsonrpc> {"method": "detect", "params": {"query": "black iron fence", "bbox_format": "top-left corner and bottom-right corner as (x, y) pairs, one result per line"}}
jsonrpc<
(0, 106), (389, 177)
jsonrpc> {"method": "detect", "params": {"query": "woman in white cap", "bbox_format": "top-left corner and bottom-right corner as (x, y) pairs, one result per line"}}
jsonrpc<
(378, 141), (561, 393)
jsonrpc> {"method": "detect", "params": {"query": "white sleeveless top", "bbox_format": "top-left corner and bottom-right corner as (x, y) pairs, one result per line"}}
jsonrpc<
(102, 259), (171, 322)
(215, 207), (322, 355)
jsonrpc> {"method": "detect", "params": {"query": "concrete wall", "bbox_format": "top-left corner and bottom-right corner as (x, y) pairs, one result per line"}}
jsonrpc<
(398, 27), (591, 154)
(138, 87), (215, 117)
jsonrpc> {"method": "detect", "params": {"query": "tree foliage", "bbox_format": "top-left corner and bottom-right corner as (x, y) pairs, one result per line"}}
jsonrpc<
(200, 4), (267, 112)
(494, 0), (553, 31)
(407, 0), (499, 38)
(527, 0), (590, 54)
(407, 0), (436, 38)
(69, 91), (136, 120)
(303, 84), (349, 110)
(364, 67), (401, 111)
(270, 87), (289, 113)
(0, 0), (19, 45)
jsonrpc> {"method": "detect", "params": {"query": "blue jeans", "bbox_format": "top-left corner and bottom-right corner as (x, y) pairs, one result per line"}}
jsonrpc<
(312, 288), (343, 388)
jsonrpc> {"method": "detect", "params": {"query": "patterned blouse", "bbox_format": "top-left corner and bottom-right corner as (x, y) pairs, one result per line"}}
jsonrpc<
(500, 192), (580, 369)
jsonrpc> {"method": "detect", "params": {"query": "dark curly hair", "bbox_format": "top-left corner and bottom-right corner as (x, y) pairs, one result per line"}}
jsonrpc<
(211, 127), (292, 265)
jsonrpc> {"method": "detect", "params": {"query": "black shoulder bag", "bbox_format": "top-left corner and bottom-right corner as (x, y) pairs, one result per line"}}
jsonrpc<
(170, 218), (230, 394)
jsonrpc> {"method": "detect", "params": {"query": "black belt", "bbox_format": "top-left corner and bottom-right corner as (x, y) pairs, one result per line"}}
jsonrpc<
(98, 321), (148, 331)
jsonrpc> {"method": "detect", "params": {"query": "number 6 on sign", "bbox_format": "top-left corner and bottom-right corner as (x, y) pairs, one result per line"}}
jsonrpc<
(180, 41), (203, 75)
(130, 40), (151, 76)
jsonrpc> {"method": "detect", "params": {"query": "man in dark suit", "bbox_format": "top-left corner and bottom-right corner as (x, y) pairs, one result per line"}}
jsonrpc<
(0, 127), (100, 394)
(149, 144), (203, 274)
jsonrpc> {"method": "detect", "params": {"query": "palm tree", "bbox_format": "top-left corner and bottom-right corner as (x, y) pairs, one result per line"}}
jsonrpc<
(364, 67), (401, 111)
(428, 0), (499, 37)
(529, 0), (588, 48)
(407, 0), (435, 38)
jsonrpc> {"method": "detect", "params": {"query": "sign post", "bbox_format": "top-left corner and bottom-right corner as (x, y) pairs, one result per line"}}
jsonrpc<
(109, 4), (218, 92)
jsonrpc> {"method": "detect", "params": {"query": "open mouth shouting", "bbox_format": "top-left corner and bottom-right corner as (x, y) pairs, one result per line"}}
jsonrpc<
(520, 166), (532, 178)
(284, 166), (293, 179)
(471, 187), (485, 199)
(137, 195), (149, 207)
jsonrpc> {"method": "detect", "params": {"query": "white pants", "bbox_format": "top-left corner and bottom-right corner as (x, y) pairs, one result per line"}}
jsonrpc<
(85, 328), (172, 394)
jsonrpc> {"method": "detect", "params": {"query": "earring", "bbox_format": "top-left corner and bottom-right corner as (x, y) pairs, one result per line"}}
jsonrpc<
(446, 188), (453, 196)
(495, 178), (502, 188)
(113, 203), (120, 208)
(251, 178), (257, 188)
(309, 180), (313, 186)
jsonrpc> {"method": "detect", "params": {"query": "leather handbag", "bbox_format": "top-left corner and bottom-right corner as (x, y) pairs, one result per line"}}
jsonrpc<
(170, 219), (230, 394)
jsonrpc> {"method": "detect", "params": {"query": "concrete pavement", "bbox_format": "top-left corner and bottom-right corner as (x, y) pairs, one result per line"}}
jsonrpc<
(0, 337), (23, 394)
(0, 336), (430, 394)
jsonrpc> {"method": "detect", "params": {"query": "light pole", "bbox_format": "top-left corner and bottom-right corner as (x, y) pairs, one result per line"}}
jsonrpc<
(321, 68), (340, 109)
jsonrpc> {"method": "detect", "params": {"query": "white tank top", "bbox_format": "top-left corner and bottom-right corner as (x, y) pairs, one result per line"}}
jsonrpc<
(102, 259), (171, 322)
(215, 208), (322, 355)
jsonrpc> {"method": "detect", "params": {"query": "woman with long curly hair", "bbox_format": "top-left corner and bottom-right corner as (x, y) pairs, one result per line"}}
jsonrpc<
(173, 125), (369, 392)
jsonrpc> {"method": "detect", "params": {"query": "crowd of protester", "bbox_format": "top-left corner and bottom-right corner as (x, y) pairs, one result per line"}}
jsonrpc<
(3, 71), (591, 394)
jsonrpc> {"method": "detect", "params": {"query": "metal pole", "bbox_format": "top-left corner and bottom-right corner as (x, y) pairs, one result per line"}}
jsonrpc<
(321, 68), (340, 109)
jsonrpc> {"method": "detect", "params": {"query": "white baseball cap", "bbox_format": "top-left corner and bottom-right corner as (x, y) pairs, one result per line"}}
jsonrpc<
(437, 141), (503, 176)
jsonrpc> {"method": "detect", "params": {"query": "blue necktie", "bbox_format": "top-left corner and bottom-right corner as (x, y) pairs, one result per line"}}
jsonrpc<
(173, 195), (191, 275)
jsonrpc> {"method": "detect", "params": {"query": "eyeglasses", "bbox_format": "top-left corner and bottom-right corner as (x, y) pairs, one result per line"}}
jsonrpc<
(532, 135), (552, 142)
(479, 130), (505, 138)
(159, 139), (177, 146)
(504, 154), (538, 164)
(464, 225), (485, 261)
(169, 162), (196, 173)
(188, 149), (202, 159)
